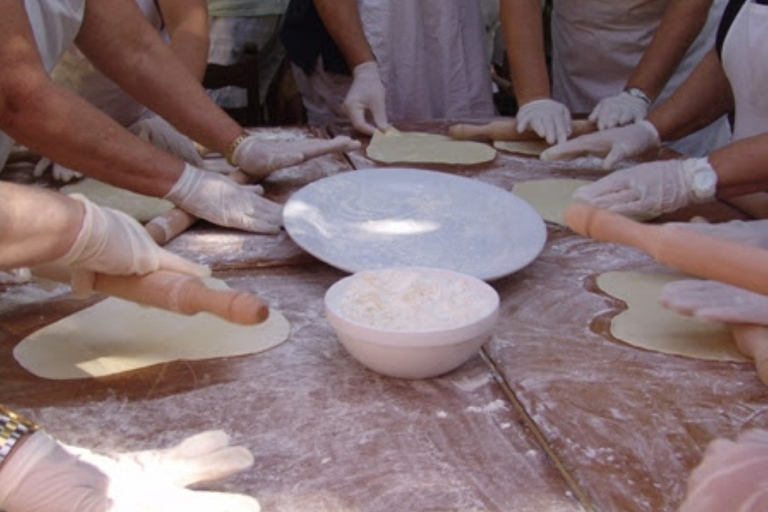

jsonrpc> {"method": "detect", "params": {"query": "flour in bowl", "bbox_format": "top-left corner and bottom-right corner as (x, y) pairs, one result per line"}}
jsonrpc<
(337, 268), (497, 331)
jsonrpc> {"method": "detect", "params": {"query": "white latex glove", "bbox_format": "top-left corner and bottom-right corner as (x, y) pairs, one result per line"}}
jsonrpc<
(54, 194), (210, 295)
(32, 157), (83, 183)
(0, 430), (261, 512)
(230, 134), (361, 180)
(341, 61), (389, 135)
(572, 157), (718, 220)
(165, 163), (283, 233)
(515, 98), (572, 145)
(589, 91), (650, 130)
(677, 429), (768, 512)
(541, 119), (661, 170)
(129, 113), (204, 167)
(659, 279), (768, 325)
(0, 431), (111, 512)
(667, 219), (768, 250)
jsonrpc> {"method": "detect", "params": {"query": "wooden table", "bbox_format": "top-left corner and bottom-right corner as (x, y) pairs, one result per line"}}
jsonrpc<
(2, 122), (767, 512)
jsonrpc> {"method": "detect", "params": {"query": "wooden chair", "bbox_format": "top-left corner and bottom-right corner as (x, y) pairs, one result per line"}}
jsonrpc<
(203, 42), (262, 126)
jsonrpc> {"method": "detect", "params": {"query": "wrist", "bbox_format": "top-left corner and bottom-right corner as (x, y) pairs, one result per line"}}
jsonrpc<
(224, 132), (249, 167)
(623, 86), (651, 106)
(0, 406), (40, 471)
(684, 157), (718, 202)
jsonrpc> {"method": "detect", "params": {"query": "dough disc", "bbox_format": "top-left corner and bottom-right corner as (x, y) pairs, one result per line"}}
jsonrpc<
(494, 139), (550, 156)
(596, 271), (748, 362)
(366, 129), (496, 165)
(512, 179), (592, 225)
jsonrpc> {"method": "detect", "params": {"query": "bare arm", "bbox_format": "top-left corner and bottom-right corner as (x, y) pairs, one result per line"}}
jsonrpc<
(0, 182), (82, 269)
(499, 0), (551, 104)
(625, 0), (715, 101)
(157, 0), (210, 81)
(710, 134), (768, 197)
(647, 49), (734, 142)
(312, 0), (375, 68)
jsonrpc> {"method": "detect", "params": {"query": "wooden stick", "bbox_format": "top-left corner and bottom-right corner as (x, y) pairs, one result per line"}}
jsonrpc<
(730, 325), (768, 386)
(144, 169), (251, 245)
(32, 265), (269, 325)
(564, 202), (768, 296)
(448, 119), (596, 142)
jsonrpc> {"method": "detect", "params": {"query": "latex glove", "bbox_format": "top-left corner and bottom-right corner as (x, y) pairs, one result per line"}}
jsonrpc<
(32, 157), (83, 183)
(572, 157), (718, 220)
(0, 430), (111, 512)
(231, 134), (361, 180)
(129, 113), (204, 167)
(54, 194), (210, 295)
(165, 163), (283, 233)
(515, 98), (572, 145)
(341, 61), (389, 135)
(589, 91), (650, 130)
(659, 279), (768, 325)
(541, 120), (661, 170)
(667, 219), (768, 250)
(677, 429), (768, 512)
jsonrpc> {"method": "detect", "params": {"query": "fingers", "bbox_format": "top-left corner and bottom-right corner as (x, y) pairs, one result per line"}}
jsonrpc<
(730, 324), (768, 386)
(156, 249), (211, 278)
(345, 106), (377, 136)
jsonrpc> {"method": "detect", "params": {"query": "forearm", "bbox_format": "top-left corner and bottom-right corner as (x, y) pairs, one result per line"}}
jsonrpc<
(626, 0), (714, 100)
(313, 0), (375, 68)
(0, 183), (83, 269)
(500, 0), (551, 104)
(710, 134), (768, 197)
(76, 0), (241, 154)
(160, 0), (210, 81)
(647, 50), (733, 143)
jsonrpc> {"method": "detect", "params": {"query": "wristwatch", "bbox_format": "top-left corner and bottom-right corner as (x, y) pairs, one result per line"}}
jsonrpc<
(623, 87), (651, 105)
(684, 158), (719, 201)
(0, 405), (39, 467)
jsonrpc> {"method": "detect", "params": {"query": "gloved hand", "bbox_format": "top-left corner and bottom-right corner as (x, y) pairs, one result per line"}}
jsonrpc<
(0, 430), (261, 512)
(230, 134), (361, 180)
(677, 429), (768, 512)
(659, 279), (768, 325)
(667, 219), (768, 250)
(572, 157), (718, 220)
(541, 119), (661, 170)
(341, 61), (389, 135)
(589, 90), (650, 130)
(165, 163), (283, 233)
(515, 98), (572, 145)
(129, 113), (204, 167)
(54, 194), (210, 296)
(32, 157), (83, 183)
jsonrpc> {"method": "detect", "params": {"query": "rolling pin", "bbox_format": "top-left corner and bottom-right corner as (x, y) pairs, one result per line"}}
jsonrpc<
(564, 202), (768, 296)
(449, 119), (596, 142)
(32, 265), (269, 325)
(144, 169), (251, 245)
(730, 325), (768, 386)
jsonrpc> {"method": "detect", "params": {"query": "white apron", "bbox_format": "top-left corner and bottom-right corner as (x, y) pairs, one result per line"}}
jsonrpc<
(721, 0), (768, 141)
(0, 0), (85, 168)
(50, 0), (165, 127)
(551, 0), (731, 156)
(294, 0), (496, 125)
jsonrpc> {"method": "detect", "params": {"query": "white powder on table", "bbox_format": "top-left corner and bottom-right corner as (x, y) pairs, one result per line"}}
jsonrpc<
(337, 269), (496, 331)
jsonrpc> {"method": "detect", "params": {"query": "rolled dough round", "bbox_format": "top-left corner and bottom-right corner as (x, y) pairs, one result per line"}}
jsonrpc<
(597, 271), (748, 362)
(512, 179), (592, 225)
(366, 129), (496, 165)
(14, 280), (290, 379)
(60, 178), (174, 222)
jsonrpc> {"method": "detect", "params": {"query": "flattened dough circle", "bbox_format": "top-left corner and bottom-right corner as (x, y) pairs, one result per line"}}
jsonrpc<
(366, 129), (496, 165)
(512, 179), (592, 226)
(14, 280), (290, 379)
(597, 271), (748, 362)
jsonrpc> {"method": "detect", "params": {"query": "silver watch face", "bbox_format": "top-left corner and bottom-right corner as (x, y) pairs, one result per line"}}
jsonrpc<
(692, 169), (717, 198)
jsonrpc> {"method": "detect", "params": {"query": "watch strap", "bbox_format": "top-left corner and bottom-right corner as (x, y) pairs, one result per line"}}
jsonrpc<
(0, 405), (39, 467)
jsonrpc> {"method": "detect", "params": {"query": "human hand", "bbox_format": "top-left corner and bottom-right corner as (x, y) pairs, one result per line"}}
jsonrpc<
(32, 157), (83, 182)
(667, 219), (768, 250)
(129, 113), (204, 167)
(572, 157), (718, 220)
(540, 120), (660, 170)
(230, 134), (361, 180)
(515, 99), (572, 145)
(677, 429), (768, 511)
(165, 163), (283, 233)
(341, 61), (388, 135)
(659, 279), (768, 326)
(589, 91), (650, 130)
(54, 194), (210, 295)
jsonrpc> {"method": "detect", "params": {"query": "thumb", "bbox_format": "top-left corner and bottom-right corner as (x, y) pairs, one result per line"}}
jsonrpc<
(603, 144), (627, 170)
(345, 105), (376, 135)
(156, 249), (211, 278)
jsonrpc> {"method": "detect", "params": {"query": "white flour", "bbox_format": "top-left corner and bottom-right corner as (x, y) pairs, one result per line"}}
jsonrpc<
(336, 269), (496, 331)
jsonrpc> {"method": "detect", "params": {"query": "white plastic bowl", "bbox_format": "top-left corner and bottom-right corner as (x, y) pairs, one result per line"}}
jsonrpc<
(324, 267), (500, 379)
